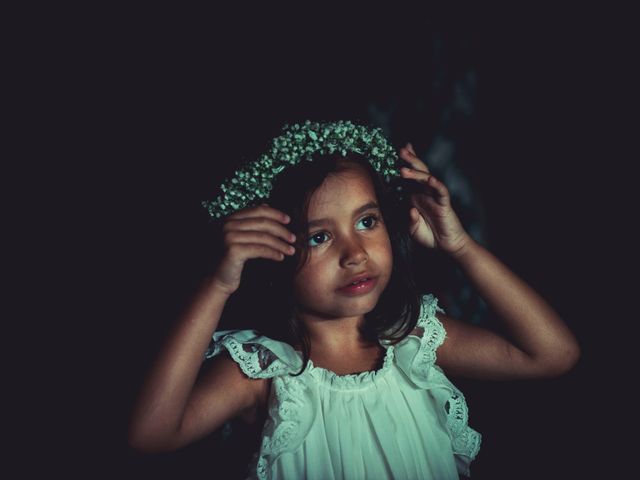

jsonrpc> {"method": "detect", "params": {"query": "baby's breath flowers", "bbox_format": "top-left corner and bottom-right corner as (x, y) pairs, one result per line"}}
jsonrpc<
(201, 120), (401, 219)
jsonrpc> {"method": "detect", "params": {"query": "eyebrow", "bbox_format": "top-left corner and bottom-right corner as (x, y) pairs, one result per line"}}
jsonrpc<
(306, 201), (380, 229)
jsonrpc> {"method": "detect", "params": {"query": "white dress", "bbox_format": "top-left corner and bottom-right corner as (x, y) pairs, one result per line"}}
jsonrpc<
(205, 294), (481, 479)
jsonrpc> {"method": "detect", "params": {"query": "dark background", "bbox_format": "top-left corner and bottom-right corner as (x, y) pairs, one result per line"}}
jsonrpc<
(26, 5), (630, 479)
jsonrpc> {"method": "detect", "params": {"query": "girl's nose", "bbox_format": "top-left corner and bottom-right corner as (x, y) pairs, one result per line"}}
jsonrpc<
(339, 238), (369, 267)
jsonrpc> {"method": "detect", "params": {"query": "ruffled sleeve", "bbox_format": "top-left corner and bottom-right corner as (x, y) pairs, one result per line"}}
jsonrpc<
(204, 329), (303, 379)
(204, 329), (316, 480)
(395, 294), (482, 478)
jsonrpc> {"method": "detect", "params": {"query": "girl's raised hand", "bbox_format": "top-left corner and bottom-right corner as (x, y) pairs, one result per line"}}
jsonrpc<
(399, 142), (471, 257)
(211, 203), (297, 296)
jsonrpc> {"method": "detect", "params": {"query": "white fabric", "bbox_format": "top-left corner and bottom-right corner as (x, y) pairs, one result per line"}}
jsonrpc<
(205, 294), (481, 479)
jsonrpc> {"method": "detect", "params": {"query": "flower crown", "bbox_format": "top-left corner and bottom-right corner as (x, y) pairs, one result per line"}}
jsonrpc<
(201, 120), (402, 219)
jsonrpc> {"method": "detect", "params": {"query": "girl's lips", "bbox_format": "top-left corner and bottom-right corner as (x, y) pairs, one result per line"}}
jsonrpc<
(336, 277), (378, 295)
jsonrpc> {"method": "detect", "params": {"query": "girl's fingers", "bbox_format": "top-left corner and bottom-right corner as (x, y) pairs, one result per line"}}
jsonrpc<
(231, 243), (288, 262)
(222, 203), (298, 261)
(399, 144), (430, 173)
(400, 167), (432, 184)
(225, 230), (297, 256)
(225, 208), (296, 244)
(228, 217), (296, 243)
(249, 243), (290, 261)
(229, 203), (290, 225)
(401, 168), (449, 197)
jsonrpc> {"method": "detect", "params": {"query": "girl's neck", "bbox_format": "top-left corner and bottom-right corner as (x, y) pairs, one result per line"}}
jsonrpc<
(293, 338), (385, 375)
(293, 330), (380, 356)
(294, 314), (375, 355)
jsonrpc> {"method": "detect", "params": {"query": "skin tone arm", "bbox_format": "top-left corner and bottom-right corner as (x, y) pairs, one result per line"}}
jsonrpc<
(127, 278), (239, 452)
(127, 204), (297, 452)
(399, 144), (580, 380)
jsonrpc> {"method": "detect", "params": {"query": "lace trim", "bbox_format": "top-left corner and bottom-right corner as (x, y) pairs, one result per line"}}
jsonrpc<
(438, 371), (482, 475)
(416, 295), (447, 369)
(414, 294), (481, 474)
(205, 335), (283, 379)
(444, 383), (481, 454)
(305, 345), (396, 390)
(250, 374), (309, 480)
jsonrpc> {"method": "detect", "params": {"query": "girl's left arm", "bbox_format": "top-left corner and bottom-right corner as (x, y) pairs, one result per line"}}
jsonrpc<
(399, 144), (580, 380)
(440, 238), (581, 379)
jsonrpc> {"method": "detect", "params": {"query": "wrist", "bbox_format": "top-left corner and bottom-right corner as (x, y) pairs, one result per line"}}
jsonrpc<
(204, 275), (236, 299)
(448, 234), (478, 262)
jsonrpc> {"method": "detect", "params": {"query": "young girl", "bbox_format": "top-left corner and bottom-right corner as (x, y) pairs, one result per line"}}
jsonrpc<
(127, 120), (580, 479)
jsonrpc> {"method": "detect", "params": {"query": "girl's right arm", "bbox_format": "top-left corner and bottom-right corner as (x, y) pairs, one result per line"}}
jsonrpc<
(127, 204), (297, 453)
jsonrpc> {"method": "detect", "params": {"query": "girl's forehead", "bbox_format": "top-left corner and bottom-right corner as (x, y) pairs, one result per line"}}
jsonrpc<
(307, 165), (378, 214)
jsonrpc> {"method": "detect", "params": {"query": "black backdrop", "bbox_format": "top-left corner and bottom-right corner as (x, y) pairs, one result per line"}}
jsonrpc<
(37, 5), (629, 479)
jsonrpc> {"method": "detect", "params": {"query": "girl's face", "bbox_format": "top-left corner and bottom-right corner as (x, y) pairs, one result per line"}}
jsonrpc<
(292, 163), (393, 323)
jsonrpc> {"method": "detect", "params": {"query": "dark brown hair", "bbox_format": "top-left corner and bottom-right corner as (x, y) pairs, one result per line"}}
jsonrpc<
(222, 151), (423, 376)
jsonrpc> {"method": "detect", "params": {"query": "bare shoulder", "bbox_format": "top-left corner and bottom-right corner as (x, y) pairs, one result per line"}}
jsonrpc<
(197, 352), (271, 413)
(434, 312), (554, 381)
(171, 353), (271, 449)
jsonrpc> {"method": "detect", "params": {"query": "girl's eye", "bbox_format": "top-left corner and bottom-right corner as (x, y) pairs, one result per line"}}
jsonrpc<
(357, 214), (379, 230)
(308, 232), (329, 247)
(307, 214), (380, 247)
